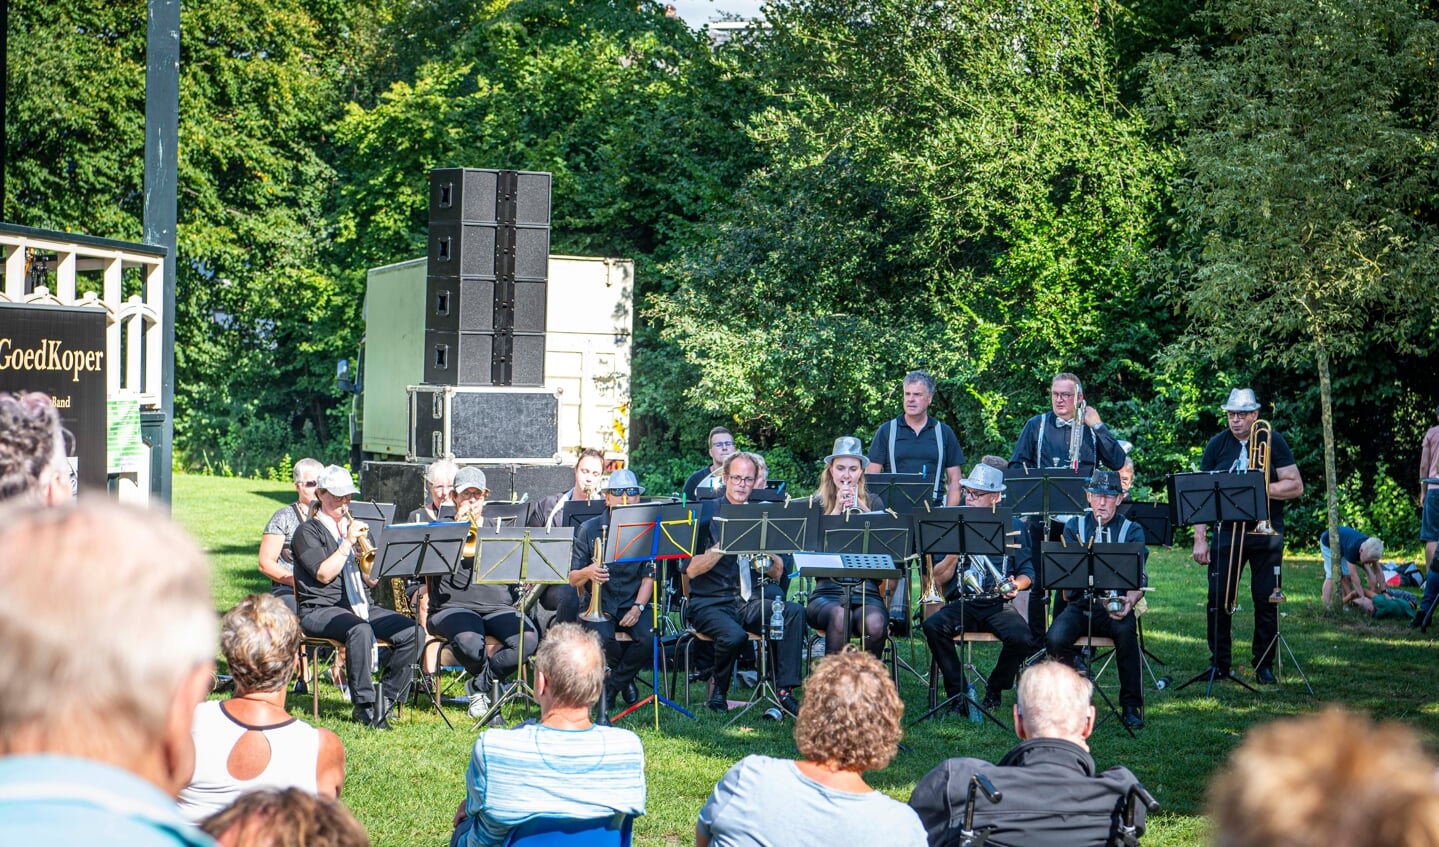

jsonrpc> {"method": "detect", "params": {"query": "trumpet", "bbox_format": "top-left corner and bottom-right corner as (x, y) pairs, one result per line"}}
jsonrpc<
(581, 527), (609, 623)
(460, 507), (482, 560)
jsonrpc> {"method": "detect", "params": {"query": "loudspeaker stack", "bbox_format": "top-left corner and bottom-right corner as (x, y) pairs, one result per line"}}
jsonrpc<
(425, 169), (552, 386)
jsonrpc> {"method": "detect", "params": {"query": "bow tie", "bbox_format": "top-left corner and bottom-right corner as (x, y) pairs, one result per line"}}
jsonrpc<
(1054, 416), (1075, 428)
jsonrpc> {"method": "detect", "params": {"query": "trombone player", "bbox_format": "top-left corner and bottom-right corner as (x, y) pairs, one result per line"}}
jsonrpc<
(292, 465), (421, 729)
(1191, 388), (1303, 685)
(569, 469), (655, 715)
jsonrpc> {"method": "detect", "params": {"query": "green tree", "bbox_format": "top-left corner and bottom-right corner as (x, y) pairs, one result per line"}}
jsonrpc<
(650, 0), (1173, 469)
(1147, 0), (1439, 550)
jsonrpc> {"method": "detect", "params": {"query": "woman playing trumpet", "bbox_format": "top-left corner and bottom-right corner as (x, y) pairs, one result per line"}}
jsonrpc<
(804, 437), (890, 660)
(291, 465), (421, 729)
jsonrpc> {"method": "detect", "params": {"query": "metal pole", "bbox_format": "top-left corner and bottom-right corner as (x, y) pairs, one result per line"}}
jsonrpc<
(144, 0), (179, 506)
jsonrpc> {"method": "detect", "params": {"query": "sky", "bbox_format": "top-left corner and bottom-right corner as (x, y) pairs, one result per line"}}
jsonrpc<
(668, 0), (766, 27)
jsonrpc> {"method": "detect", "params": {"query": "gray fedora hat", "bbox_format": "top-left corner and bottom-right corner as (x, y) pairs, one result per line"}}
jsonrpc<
(1222, 388), (1261, 412)
(959, 463), (1006, 493)
(823, 435), (867, 465)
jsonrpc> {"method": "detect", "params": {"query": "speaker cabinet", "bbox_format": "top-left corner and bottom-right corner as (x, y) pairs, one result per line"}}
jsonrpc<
(429, 169), (552, 226)
(425, 277), (547, 334)
(408, 385), (561, 462)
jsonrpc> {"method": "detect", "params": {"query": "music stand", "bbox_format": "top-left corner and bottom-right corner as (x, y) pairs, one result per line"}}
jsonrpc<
(865, 472), (934, 515)
(1168, 471), (1266, 695)
(909, 506), (1023, 729)
(611, 502), (699, 727)
(1041, 538), (1145, 738)
(1006, 469), (1087, 637)
(482, 501), (531, 528)
(469, 527), (574, 727)
(1118, 502), (1175, 547)
(560, 498), (607, 529)
(373, 519), (469, 729)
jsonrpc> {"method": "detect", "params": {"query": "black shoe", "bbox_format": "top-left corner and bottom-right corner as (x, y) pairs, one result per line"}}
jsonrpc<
(981, 691), (1001, 711)
(622, 681), (640, 706)
(291, 678), (308, 696)
(778, 689), (800, 718)
(1121, 706), (1145, 730)
(707, 690), (728, 712)
(1255, 666), (1277, 685)
(351, 705), (390, 730)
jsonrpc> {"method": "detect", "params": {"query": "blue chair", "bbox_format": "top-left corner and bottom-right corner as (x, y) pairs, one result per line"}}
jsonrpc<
(501, 813), (635, 847)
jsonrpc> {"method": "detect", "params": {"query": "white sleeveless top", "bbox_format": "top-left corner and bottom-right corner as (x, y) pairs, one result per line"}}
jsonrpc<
(177, 699), (321, 822)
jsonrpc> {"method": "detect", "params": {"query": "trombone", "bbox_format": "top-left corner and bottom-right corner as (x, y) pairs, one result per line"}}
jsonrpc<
(1222, 418), (1277, 614)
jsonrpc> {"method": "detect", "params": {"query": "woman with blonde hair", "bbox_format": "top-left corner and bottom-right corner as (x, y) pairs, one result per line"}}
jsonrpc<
(696, 649), (925, 846)
(178, 593), (345, 821)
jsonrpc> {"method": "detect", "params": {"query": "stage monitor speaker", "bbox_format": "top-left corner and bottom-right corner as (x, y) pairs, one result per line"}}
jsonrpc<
(428, 222), (550, 281)
(425, 277), (547, 335)
(408, 385), (560, 462)
(429, 168), (552, 227)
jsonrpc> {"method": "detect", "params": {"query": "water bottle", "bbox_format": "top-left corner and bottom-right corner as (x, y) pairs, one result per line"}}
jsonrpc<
(768, 597), (785, 641)
(966, 683), (983, 723)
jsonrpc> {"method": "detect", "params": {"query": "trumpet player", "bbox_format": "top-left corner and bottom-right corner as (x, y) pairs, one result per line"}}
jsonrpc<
(527, 448), (607, 631)
(292, 465), (421, 729)
(921, 464), (1036, 714)
(1045, 470), (1148, 730)
(569, 469), (655, 712)
(804, 436), (891, 659)
(1191, 388), (1303, 685)
(427, 466), (539, 719)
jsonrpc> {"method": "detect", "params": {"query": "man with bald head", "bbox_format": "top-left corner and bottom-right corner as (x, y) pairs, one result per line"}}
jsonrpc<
(0, 502), (219, 845)
(909, 660), (1147, 846)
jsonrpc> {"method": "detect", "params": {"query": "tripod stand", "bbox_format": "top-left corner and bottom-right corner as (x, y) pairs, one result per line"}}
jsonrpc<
(1254, 562), (1313, 695)
(612, 556), (695, 726)
(908, 589), (1011, 730)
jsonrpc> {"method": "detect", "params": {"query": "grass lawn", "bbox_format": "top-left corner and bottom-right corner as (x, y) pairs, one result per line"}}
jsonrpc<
(174, 472), (1439, 847)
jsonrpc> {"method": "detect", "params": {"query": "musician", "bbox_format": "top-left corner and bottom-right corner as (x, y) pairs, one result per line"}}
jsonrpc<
(258, 457), (323, 615)
(427, 466), (540, 719)
(527, 449), (605, 632)
(1191, 388), (1303, 685)
(922, 464), (1035, 713)
(1419, 405), (1439, 567)
(1009, 373), (1126, 641)
(291, 465), (421, 729)
(1045, 470), (1147, 730)
(804, 436), (890, 659)
(865, 370), (964, 506)
(684, 427), (736, 502)
(683, 452), (806, 715)
(409, 458), (458, 522)
(570, 469), (654, 712)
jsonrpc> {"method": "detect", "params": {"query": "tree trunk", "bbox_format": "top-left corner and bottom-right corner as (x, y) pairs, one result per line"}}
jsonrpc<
(1317, 340), (1341, 563)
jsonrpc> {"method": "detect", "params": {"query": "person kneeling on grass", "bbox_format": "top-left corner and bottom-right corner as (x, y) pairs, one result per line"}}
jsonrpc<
(696, 648), (927, 847)
(451, 624), (645, 847)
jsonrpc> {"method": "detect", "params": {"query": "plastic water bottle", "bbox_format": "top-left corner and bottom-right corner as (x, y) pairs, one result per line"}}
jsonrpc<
(966, 683), (983, 723)
(768, 598), (785, 641)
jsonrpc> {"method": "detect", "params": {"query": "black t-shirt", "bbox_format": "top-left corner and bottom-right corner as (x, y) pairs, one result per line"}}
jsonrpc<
(292, 518), (351, 612)
(866, 416), (965, 491)
(1199, 427), (1297, 535)
(684, 465), (724, 503)
(571, 513), (655, 615)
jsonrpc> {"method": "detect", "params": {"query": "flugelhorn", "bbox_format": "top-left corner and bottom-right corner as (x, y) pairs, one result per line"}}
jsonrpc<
(1248, 419), (1278, 536)
(581, 527), (609, 623)
(344, 507), (378, 579)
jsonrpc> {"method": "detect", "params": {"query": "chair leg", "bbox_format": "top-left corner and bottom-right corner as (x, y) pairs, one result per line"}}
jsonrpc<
(310, 645), (321, 720)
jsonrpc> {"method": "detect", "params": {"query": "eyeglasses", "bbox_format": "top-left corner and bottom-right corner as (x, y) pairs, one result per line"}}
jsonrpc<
(1226, 411), (1257, 419)
(727, 475), (756, 485)
(1051, 391), (1076, 400)
(609, 487), (642, 497)
(711, 440), (735, 449)
(298, 480), (319, 487)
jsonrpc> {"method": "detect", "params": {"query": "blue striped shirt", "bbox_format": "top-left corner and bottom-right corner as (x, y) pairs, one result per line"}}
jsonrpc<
(463, 722), (646, 847)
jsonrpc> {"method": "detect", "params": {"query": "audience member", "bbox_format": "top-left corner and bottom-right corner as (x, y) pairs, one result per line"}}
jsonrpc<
(451, 624), (645, 847)
(696, 649), (926, 846)
(0, 501), (218, 845)
(201, 788), (369, 847)
(1344, 557), (1416, 621)
(909, 660), (1147, 847)
(1208, 708), (1439, 847)
(258, 458), (324, 616)
(1319, 525), (1382, 610)
(178, 594), (346, 821)
(0, 390), (72, 506)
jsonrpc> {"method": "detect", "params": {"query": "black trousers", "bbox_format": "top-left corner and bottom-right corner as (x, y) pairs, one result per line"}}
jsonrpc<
(1020, 518), (1051, 641)
(583, 609), (654, 693)
(300, 605), (421, 709)
(923, 599), (1035, 699)
(1046, 600), (1143, 710)
(689, 596), (805, 692)
(805, 595), (887, 659)
(427, 606), (538, 689)
(1208, 531), (1283, 670)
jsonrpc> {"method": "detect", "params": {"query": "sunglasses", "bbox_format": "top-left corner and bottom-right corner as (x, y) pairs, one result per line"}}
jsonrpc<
(609, 487), (642, 497)
(299, 480), (319, 487)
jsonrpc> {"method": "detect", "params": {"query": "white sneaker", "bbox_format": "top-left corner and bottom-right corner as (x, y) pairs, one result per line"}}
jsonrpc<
(466, 678), (491, 719)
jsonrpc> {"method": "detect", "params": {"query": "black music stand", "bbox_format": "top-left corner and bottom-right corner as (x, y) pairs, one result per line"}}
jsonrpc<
(1041, 539), (1145, 738)
(612, 502), (699, 727)
(817, 511), (919, 676)
(1006, 469), (1087, 635)
(349, 501), (397, 540)
(1168, 472), (1265, 695)
(909, 507), (1021, 730)
(865, 472), (934, 515)
(1118, 502), (1175, 547)
(713, 500), (817, 725)
(469, 527), (573, 727)
(482, 501), (531, 528)
(560, 498), (607, 529)
(373, 519), (469, 728)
